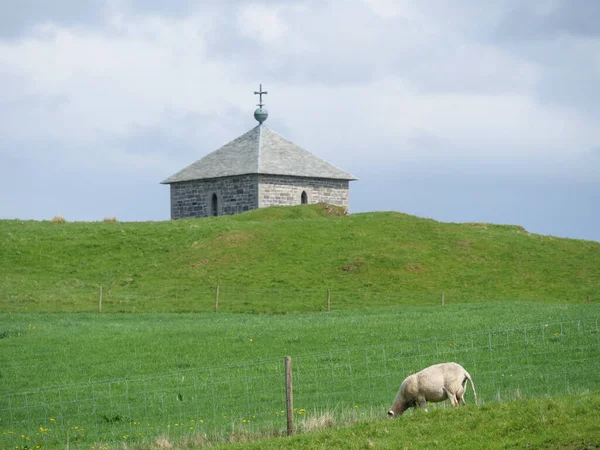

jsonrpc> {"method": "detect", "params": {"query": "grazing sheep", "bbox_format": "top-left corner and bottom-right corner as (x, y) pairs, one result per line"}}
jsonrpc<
(387, 362), (477, 417)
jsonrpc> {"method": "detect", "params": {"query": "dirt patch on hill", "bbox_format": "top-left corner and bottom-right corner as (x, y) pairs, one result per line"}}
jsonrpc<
(465, 222), (488, 229)
(214, 231), (255, 245)
(317, 203), (348, 217)
(404, 264), (429, 273)
(342, 257), (365, 272)
(191, 259), (209, 267)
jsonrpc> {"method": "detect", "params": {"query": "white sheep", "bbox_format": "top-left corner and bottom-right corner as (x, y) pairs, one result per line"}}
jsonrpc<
(387, 362), (477, 417)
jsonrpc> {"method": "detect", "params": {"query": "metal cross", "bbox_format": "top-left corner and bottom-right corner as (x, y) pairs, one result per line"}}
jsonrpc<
(254, 84), (268, 108)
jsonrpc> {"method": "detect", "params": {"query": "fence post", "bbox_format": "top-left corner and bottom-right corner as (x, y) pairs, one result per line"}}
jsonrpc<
(588, 295), (591, 304)
(327, 288), (331, 312)
(215, 284), (219, 312)
(441, 292), (445, 306)
(285, 356), (294, 436)
(98, 286), (103, 313)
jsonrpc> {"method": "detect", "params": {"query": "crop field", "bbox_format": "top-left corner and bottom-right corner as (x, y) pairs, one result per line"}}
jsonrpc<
(1, 303), (599, 449)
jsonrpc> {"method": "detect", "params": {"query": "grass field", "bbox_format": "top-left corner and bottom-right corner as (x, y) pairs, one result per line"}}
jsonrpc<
(2, 303), (598, 389)
(2, 204), (599, 313)
(215, 392), (600, 450)
(1, 205), (599, 448)
(2, 303), (599, 448)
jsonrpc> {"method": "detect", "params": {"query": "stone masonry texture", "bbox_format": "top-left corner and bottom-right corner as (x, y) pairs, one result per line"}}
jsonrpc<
(170, 175), (259, 219)
(169, 174), (349, 219)
(258, 175), (349, 209)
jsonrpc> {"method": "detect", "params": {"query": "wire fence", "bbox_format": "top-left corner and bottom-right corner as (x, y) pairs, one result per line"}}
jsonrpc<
(2, 317), (600, 449)
(1, 283), (593, 313)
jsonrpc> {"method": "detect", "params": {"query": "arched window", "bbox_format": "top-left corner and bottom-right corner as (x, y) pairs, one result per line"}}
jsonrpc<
(211, 193), (218, 216)
(301, 191), (308, 205)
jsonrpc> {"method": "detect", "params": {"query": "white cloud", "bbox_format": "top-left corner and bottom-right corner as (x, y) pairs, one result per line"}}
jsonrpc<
(236, 4), (288, 43)
(361, 0), (425, 21)
(0, 16), (247, 143)
(0, 0), (598, 234)
(1, 7), (597, 169)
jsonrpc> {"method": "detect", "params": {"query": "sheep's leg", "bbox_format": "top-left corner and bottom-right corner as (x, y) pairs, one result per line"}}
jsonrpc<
(443, 388), (458, 408)
(453, 395), (460, 407)
(417, 397), (428, 412)
(457, 379), (467, 405)
(456, 387), (466, 405)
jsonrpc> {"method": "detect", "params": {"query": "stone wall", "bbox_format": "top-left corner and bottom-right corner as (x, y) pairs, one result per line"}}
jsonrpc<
(258, 175), (350, 209)
(169, 174), (350, 219)
(169, 174), (258, 219)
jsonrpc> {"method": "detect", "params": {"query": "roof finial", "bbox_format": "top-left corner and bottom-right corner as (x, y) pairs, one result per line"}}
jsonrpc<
(253, 83), (268, 124)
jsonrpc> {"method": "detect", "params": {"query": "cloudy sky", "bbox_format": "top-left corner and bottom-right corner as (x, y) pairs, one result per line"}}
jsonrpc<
(1, 0), (598, 241)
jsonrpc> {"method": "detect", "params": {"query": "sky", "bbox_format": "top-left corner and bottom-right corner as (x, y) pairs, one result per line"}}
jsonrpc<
(0, 0), (599, 241)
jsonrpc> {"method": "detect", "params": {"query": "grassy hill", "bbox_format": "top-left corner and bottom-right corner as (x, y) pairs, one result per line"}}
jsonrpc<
(2, 205), (600, 448)
(1, 204), (599, 312)
(215, 392), (600, 450)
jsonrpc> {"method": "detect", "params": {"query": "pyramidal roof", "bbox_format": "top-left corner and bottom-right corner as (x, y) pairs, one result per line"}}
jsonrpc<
(161, 124), (357, 184)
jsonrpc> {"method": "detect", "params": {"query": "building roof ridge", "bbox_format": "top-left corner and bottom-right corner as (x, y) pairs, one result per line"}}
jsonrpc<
(256, 124), (263, 174)
(161, 123), (356, 184)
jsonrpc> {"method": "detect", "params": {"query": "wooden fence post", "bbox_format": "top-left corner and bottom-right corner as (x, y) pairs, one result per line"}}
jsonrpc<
(215, 284), (219, 312)
(588, 295), (591, 304)
(98, 286), (102, 313)
(327, 288), (331, 312)
(441, 292), (445, 306)
(285, 356), (294, 436)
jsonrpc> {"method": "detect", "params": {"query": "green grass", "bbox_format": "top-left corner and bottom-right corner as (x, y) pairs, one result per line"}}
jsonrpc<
(1, 304), (599, 448)
(2, 303), (598, 389)
(215, 392), (600, 450)
(1, 204), (599, 313)
(2, 205), (599, 448)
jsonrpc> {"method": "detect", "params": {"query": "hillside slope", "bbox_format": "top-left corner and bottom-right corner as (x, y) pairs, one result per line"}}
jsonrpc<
(1, 204), (598, 312)
(215, 392), (600, 450)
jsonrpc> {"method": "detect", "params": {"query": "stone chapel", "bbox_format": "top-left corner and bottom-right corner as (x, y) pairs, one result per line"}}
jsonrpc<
(161, 85), (357, 219)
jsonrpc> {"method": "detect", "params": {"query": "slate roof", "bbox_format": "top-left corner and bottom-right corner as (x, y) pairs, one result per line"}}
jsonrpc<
(161, 124), (357, 184)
